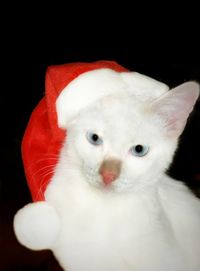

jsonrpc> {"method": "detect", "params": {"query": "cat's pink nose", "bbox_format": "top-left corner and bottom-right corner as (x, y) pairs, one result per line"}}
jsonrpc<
(99, 159), (121, 186)
(100, 170), (117, 185)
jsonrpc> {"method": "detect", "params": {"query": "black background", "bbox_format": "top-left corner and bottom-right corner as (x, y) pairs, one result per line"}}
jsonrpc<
(0, 11), (200, 270)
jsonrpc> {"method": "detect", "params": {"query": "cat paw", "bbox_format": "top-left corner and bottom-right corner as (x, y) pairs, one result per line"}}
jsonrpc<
(14, 201), (60, 250)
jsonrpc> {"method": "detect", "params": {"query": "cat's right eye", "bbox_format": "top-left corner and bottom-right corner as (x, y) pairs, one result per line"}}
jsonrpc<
(86, 132), (103, 146)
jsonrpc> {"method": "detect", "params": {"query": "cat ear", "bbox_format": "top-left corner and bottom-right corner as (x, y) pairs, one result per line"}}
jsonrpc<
(151, 81), (199, 137)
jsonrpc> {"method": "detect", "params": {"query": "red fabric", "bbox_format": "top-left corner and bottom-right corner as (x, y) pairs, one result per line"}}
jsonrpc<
(22, 61), (128, 201)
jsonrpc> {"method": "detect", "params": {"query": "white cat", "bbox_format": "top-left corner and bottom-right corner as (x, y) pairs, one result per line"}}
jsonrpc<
(14, 69), (200, 271)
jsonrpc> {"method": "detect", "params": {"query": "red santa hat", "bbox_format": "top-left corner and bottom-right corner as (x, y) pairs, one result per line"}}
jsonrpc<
(22, 61), (168, 202)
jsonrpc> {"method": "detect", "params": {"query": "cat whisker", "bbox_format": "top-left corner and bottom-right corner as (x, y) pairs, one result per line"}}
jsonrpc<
(36, 169), (55, 200)
(27, 154), (60, 170)
(31, 164), (57, 179)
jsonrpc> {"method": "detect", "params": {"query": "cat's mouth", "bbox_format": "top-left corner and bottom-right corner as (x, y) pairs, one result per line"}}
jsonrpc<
(84, 163), (134, 192)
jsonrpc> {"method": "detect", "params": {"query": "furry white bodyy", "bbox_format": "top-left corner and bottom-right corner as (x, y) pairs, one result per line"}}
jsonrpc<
(14, 69), (200, 271)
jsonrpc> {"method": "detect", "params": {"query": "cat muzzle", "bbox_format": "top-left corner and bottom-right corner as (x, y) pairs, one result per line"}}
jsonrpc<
(99, 159), (122, 186)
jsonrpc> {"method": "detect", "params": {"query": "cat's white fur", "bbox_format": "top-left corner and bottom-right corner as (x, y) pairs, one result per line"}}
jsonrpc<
(14, 70), (200, 271)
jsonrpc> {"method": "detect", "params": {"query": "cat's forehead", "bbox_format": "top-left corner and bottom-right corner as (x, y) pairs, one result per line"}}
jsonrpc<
(98, 95), (144, 113)
(73, 94), (162, 145)
(98, 95), (140, 110)
(78, 95), (148, 128)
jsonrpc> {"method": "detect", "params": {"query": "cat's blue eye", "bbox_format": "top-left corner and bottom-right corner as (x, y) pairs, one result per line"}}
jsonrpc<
(86, 132), (103, 146)
(130, 145), (149, 157)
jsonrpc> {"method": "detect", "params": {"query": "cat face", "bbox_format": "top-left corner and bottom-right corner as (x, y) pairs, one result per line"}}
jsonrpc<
(60, 82), (199, 192)
(63, 97), (175, 191)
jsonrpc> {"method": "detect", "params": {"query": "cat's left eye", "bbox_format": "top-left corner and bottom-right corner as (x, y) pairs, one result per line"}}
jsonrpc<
(86, 132), (103, 146)
(130, 145), (149, 157)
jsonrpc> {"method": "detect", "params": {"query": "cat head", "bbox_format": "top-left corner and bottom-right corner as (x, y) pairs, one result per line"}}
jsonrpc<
(58, 79), (199, 192)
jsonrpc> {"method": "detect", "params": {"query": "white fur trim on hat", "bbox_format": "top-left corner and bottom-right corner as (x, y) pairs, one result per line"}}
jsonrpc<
(56, 68), (169, 128)
(14, 202), (60, 250)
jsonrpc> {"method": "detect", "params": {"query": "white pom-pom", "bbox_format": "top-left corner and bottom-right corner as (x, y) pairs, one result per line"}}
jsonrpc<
(14, 201), (60, 250)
